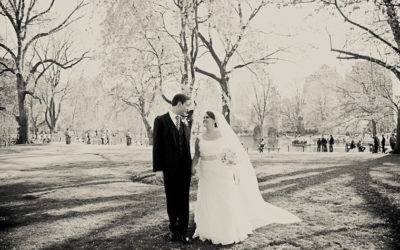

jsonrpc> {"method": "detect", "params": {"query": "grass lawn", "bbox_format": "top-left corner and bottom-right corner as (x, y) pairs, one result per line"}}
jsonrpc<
(0, 143), (399, 249)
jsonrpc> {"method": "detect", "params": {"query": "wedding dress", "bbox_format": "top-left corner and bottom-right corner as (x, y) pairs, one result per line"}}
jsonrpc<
(193, 111), (301, 245)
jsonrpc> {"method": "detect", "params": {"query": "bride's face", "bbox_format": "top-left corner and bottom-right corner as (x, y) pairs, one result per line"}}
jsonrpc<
(203, 114), (215, 129)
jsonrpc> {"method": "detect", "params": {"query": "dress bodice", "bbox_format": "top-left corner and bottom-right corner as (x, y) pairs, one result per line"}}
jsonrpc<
(198, 135), (225, 157)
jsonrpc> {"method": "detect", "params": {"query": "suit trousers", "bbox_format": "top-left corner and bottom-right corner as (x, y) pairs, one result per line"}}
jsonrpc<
(163, 160), (191, 236)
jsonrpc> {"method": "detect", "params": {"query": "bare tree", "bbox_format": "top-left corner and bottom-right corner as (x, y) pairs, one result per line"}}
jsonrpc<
(321, 0), (400, 152)
(158, 0), (206, 103)
(27, 96), (45, 140)
(102, 0), (179, 142)
(36, 39), (75, 135)
(0, 0), (88, 143)
(195, 0), (285, 123)
(336, 61), (395, 136)
(252, 68), (273, 138)
(281, 88), (306, 135)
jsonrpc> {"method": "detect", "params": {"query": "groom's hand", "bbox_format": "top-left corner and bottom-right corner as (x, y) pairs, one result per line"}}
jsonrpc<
(155, 171), (164, 185)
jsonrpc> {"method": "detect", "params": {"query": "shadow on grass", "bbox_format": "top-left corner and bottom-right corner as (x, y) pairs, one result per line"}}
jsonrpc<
(1, 155), (400, 249)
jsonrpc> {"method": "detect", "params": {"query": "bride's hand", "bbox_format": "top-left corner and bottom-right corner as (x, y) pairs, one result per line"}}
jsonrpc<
(191, 166), (197, 176)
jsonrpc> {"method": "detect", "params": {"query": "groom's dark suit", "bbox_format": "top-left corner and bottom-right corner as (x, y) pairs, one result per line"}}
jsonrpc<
(153, 112), (192, 237)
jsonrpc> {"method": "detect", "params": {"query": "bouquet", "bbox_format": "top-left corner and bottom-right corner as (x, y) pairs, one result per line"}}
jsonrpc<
(220, 148), (237, 166)
(220, 148), (240, 184)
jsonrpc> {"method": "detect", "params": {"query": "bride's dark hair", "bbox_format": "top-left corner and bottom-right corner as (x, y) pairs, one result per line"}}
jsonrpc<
(206, 111), (218, 128)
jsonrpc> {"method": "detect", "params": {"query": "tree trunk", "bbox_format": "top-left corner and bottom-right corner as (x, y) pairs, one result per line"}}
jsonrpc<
(395, 110), (400, 153)
(141, 114), (153, 146)
(49, 99), (57, 135)
(371, 119), (377, 137)
(16, 76), (28, 144)
(221, 77), (231, 124)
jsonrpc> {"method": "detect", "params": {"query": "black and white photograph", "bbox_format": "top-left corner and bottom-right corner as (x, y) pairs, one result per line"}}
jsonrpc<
(1, 0), (400, 249)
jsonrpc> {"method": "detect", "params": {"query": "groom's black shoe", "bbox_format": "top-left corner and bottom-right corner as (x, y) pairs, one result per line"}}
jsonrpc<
(169, 232), (179, 242)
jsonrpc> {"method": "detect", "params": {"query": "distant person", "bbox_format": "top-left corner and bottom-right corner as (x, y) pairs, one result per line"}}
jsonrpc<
(321, 136), (328, 152)
(390, 134), (396, 151)
(357, 140), (366, 152)
(42, 133), (47, 144)
(101, 131), (105, 145)
(317, 138), (321, 152)
(126, 131), (132, 146)
(350, 140), (356, 150)
(373, 136), (379, 153)
(329, 135), (334, 152)
(87, 133), (91, 144)
(106, 130), (110, 145)
(258, 138), (265, 153)
(381, 134), (386, 153)
(345, 142), (350, 152)
(65, 128), (71, 145)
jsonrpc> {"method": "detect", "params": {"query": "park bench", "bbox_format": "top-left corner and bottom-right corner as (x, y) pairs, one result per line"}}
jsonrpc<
(266, 146), (280, 153)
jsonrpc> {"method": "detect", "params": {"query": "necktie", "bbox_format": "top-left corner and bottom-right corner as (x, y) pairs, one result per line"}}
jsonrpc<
(175, 115), (180, 130)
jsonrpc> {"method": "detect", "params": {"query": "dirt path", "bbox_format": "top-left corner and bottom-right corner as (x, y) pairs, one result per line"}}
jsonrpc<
(1, 144), (399, 249)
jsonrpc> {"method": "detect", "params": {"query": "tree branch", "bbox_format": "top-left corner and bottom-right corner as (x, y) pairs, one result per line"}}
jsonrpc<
(0, 61), (15, 75)
(229, 48), (286, 73)
(0, 42), (17, 61)
(198, 32), (223, 71)
(333, 0), (400, 54)
(195, 67), (221, 82)
(330, 42), (400, 78)
(22, 0), (87, 60)
(0, 1), (18, 33)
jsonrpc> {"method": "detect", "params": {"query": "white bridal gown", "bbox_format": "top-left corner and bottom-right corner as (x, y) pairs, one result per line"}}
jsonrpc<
(193, 135), (301, 245)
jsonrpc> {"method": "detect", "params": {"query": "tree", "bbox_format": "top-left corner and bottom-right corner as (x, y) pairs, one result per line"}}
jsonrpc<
(281, 88), (306, 135)
(0, 58), (17, 113)
(0, 60), (18, 144)
(251, 67), (280, 138)
(37, 39), (74, 135)
(101, 0), (180, 143)
(337, 61), (395, 136)
(0, 0), (88, 143)
(322, 0), (400, 153)
(158, 0), (206, 101)
(195, 0), (285, 123)
(27, 96), (45, 140)
(108, 53), (162, 146)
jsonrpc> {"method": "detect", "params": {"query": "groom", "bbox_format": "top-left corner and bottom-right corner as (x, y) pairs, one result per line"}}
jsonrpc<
(153, 93), (192, 244)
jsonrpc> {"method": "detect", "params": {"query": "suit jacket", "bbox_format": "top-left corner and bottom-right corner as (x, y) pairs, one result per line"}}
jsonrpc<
(152, 112), (192, 176)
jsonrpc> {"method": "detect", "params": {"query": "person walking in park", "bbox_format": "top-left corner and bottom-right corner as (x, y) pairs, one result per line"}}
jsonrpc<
(105, 130), (110, 145)
(329, 135), (334, 152)
(65, 128), (71, 145)
(153, 94), (192, 244)
(350, 140), (356, 150)
(126, 131), (132, 146)
(390, 133), (396, 151)
(373, 136), (379, 153)
(321, 136), (328, 152)
(258, 138), (265, 153)
(101, 131), (105, 145)
(381, 134), (386, 153)
(317, 138), (321, 152)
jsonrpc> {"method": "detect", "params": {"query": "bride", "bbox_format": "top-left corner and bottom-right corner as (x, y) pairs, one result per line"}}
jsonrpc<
(192, 110), (301, 245)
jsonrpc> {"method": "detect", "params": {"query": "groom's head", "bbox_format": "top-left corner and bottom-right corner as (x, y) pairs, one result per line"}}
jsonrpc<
(172, 93), (191, 117)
